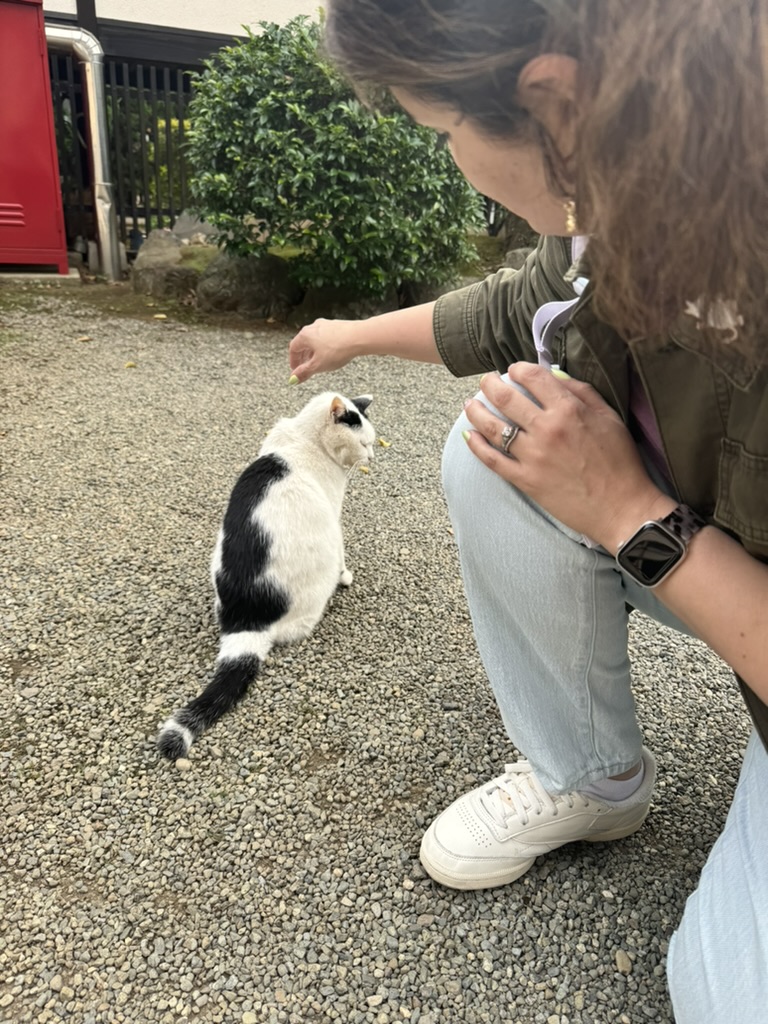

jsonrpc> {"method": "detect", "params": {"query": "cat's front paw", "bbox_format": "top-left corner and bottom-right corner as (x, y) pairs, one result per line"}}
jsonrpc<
(339, 568), (353, 587)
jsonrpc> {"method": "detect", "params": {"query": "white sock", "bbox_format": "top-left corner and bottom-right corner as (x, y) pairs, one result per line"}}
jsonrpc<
(582, 759), (645, 803)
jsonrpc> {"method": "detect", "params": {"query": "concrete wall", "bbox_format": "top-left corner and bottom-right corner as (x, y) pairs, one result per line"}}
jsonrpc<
(43, 1), (323, 36)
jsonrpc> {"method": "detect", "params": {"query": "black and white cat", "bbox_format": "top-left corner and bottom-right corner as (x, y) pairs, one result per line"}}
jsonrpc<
(157, 391), (376, 761)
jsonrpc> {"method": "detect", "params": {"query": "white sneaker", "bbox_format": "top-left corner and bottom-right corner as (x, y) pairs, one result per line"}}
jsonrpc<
(419, 748), (656, 890)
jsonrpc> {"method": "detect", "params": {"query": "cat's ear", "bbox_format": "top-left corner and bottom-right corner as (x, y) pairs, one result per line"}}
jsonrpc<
(351, 395), (373, 417)
(330, 396), (347, 422)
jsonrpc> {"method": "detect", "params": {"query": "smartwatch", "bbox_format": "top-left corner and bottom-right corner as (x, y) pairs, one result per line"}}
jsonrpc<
(615, 504), (707, 588)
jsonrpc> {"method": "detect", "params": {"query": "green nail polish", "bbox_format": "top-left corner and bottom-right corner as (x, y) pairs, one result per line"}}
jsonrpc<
(288, 374), (299, 385)
(551, 366), (571, 381)
(461, 430), (471, 443)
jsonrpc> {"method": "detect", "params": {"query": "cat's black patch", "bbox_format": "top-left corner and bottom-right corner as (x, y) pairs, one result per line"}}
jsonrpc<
(216, 573), (290, 634)
(337, 408), (362, 428)
(221, 454), (287, 581)
(226, 453), (288, 530)
(217, 452), (291, 632)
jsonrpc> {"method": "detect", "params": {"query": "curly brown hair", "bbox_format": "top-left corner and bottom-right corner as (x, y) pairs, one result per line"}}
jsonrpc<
(325, 0), (768, 364)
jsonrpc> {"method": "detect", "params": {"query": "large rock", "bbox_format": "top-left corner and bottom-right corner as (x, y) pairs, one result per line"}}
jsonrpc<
(132, 264), (200, 300)
(171, 211), (217, 243)
(196, 252), (303, 320)
(131, 228), (198, 298)
(133, 228), (182, 269)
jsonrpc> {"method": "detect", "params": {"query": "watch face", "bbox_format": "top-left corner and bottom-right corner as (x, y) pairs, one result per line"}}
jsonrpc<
(616, 524), (685, 587)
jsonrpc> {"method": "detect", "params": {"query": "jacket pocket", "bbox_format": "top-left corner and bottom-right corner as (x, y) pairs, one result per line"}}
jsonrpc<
(717, 439), (768, 550)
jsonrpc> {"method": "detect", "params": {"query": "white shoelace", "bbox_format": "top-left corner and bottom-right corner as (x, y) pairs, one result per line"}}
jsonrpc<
(483, 762), (590, 828)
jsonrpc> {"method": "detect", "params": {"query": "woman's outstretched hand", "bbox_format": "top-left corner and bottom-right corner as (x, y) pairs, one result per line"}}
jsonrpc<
(288, 318), (360, 384)
(463, 364), (674, 553)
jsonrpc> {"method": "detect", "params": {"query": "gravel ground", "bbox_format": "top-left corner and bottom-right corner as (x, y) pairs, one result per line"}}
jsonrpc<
(0, 285), (752, 1024)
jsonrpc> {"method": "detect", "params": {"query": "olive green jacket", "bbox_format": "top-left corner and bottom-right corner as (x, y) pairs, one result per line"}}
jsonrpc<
(434, 234), (768, 750)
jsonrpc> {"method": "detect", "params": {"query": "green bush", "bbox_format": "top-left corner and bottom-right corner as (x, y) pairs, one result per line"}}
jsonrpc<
(185, 17), (483, 299)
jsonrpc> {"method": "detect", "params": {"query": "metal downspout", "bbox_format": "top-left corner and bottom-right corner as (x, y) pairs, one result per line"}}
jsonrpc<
(45, 24), (121, 282)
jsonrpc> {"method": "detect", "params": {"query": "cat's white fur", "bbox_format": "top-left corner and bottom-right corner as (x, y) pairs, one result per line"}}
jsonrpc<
(211, 391), (374, 640)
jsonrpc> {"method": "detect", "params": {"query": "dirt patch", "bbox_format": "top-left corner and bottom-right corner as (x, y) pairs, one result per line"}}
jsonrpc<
(0, 278), (288, 334)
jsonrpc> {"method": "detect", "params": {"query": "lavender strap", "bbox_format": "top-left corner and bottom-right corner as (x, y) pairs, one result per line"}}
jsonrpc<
(532, 297), (580, 368)
(531, 235), (588, 369)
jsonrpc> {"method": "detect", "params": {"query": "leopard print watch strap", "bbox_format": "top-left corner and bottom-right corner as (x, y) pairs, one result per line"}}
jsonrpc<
(661, 504), (707, 544)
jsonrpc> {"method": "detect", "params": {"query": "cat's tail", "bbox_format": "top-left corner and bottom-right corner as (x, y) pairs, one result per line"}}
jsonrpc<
(156, 633), (270, 760)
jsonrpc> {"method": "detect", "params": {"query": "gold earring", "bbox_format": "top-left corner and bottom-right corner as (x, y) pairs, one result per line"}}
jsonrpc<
(563, 199), (577, 234)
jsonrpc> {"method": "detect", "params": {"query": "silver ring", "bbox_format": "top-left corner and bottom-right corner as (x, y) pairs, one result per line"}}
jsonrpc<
(500, 422), (520, 453)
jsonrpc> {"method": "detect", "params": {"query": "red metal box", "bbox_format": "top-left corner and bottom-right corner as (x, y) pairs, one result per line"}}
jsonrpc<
(0, 0), (68, 272)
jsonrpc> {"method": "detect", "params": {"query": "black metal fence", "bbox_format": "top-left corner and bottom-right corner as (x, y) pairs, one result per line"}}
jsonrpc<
(49, 54), (196, 259)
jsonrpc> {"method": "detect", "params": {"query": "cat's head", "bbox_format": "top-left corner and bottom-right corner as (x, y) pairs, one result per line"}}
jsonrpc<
(304, 392), (376, 468)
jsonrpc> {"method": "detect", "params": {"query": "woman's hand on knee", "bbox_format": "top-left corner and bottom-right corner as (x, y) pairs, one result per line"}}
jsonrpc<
(462, 364), (669, 551)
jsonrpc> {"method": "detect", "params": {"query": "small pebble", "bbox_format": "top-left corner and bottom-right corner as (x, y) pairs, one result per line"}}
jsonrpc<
(616, 950), (633, 974)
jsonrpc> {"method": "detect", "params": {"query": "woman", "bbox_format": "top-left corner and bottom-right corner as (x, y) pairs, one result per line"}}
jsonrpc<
(288, 2), (768, 1020)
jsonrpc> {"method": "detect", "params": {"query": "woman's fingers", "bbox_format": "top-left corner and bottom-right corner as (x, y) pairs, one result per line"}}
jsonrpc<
(464, 399), (525, 455)
(287, 351), (315, 384)
(478, 370), (541, 427)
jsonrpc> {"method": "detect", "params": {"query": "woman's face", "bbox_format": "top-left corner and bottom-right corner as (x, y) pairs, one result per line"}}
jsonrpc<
(391, 89), (572, 237)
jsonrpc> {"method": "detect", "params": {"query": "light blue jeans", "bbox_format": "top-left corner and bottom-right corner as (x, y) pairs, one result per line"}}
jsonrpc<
(442, 389), (768, 1024)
